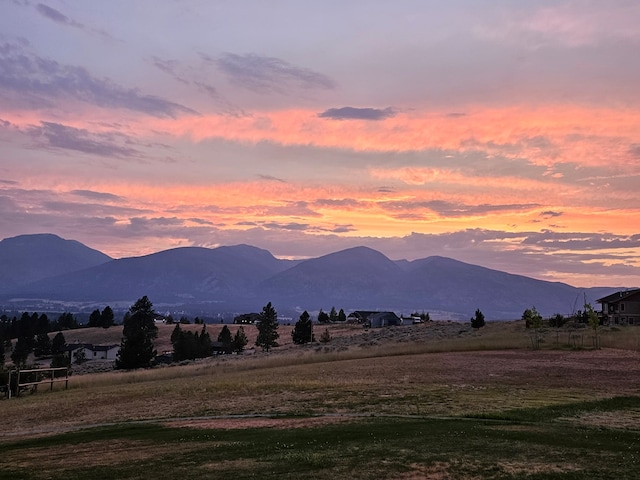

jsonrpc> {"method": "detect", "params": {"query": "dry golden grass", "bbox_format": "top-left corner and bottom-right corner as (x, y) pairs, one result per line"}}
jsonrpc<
(3, 321), (640, 443)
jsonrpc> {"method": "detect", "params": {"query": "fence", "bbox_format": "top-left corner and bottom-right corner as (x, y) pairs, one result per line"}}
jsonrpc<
(5, 367), (70, 399)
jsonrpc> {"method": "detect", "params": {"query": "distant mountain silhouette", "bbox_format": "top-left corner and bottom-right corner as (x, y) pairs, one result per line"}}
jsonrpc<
(0, 234), (111, 293)
(0, 234), (620, 319)
(260, 246), (406, 308)
(10, 244), (294, 307)
(400, 256), (581, 319)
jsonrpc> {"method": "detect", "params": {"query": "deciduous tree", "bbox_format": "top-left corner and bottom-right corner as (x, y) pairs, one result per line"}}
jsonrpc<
(523, 307), (543, 349)
(585, 303), (601, 349)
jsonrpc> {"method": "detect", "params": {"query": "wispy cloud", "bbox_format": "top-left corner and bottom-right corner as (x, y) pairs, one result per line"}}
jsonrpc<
(382, 199), (540, 219)
(70, 190), (123, 202)
(0, 42), (197, 117)
(217, 53), (336, 94)
(36, 3), (84, 29)
(318, 106), (396, 121)
(27, 122), (140, 158)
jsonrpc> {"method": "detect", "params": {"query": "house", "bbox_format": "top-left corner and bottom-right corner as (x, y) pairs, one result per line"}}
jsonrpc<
(62, 343), (120, 361)
(596, 289), (640, 325)
(349, 311), (402, 328)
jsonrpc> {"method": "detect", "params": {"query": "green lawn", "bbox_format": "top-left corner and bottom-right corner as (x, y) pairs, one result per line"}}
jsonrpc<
(2, 397), (640, 480)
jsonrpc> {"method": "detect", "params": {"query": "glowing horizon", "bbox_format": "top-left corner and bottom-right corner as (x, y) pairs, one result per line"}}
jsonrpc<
(1, 1), (639, 288)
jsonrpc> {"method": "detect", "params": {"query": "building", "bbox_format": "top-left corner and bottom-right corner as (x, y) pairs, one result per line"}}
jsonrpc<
(596, 289), (640, 325)
(63, 343), (120, 361)
(348, 311), (402, 328)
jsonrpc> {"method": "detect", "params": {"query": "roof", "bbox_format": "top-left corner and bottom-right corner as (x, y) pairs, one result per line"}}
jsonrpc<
(368, 312), (401, 322)
(347, 311), (380, 320)
(597, 289), (640, 304)
(61, 343), (119, 352)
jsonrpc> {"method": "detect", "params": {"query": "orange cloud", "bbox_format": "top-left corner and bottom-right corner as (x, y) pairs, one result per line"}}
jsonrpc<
(132, 104), (640, 170)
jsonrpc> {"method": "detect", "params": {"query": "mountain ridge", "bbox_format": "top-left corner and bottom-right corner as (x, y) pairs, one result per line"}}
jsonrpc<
(0, 234), (623, 320)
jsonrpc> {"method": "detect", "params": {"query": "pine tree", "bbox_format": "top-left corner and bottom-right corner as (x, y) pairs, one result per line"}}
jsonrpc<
(88, 309), (102, 327)
(218, 325), (232, 354)
(232, 326), (248, 353)
(317, 309), (329, 324)
(34, 332), (51, 357)
(101, 306), (115, 328)
(329, 307), (338, 323)
(255, 302), (279, 352)
(116, 296), (158, 369)
(470, 309), (485, 329)
(11, 335), (34, 366)
(51, 332), (66, 355)
(319, 328), (332, 344)
(198, 325), (212, 357)
(292, 310), (313, 344)
(338, 308), (347, 322)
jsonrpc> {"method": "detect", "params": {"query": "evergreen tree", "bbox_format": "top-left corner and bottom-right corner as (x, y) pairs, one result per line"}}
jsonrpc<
(54, 312), (78, 330)
(171, 323), (182, 345)
(317, 309), (330, 324)
(11, 335), (34, 366)
(319, 328), (332, 344)
(116, 296), (158, 369)
(470, 309), (485, 329)
(232, 326), (248, 353)
(255, 302), (279, 352)
(0, 336), (5, 366)
(101, 306), (115, 328)
(292, 310), (313, 344)
(34, 332), (51, 357)
(217, 325), (233, 354)
(51, 332), (66, 355)
(338, 308), (347, 322)
(88, 309), (102, 327)
(329, 307), (338, 323)
(198, 325), (212, 357)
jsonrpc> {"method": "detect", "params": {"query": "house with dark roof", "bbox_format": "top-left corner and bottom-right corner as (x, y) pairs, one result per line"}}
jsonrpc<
(63, 343), (120, 361)
(596, 289), (640, 325)
(348, 311), (402, 328)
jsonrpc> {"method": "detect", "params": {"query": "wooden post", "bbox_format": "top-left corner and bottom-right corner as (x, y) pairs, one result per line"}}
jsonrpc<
(16, 369), (21, 398)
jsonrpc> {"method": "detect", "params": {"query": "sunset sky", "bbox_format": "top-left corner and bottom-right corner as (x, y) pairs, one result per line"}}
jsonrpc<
(1, 0), (639, 287)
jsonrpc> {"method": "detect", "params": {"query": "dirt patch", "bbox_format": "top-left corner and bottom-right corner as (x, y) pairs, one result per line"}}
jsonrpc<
(166, 415), (357, 430)
(561, 410), (640, 430)
(3, 440), (176, 470)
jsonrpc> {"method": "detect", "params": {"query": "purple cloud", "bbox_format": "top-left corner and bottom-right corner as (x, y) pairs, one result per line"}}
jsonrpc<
(217, 53), (336, 93)
(318, 106), (396, 121)
(0, 42), (197, 117)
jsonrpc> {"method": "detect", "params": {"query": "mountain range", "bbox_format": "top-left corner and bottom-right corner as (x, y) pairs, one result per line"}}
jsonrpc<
(0, 233), (620, 320)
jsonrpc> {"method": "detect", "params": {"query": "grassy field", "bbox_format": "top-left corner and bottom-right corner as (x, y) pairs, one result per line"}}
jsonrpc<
(1, 321), (640, 479)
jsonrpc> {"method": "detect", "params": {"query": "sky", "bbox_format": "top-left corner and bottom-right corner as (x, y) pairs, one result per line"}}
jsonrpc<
(1, 0), (640, 288)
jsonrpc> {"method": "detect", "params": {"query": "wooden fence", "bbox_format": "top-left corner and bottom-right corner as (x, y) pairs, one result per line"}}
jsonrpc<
(4, 367), (69, 399)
